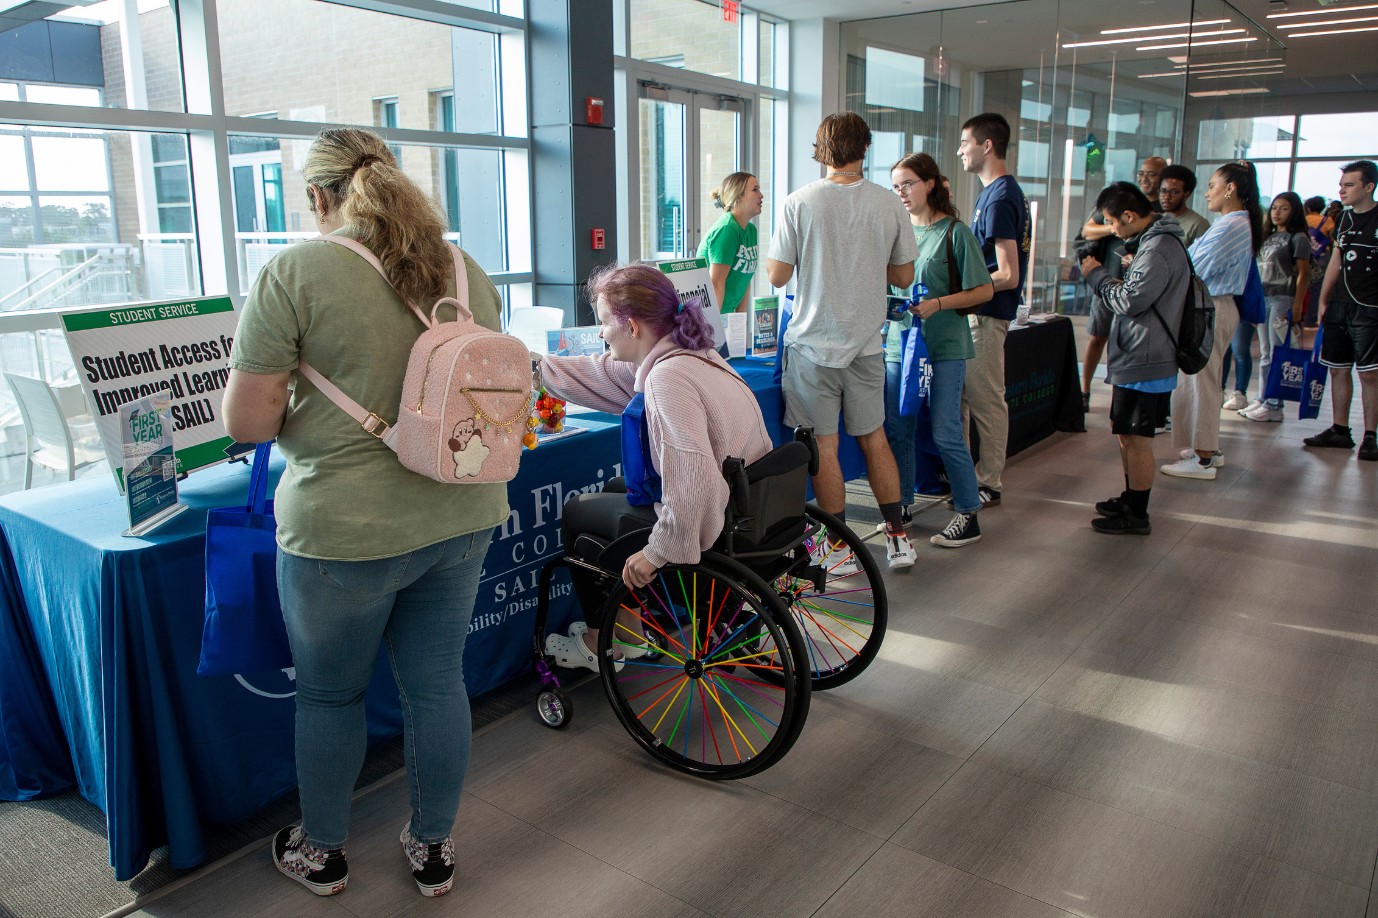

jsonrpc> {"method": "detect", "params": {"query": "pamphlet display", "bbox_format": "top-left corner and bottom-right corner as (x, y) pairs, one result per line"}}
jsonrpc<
(61, 297), (240, 492)
(547, 327), (605, 357)
(119, 395), (187, 536)
(724, 313), (748, 358)
(751, 296), (778, 356)
(655, 258), (726, 348)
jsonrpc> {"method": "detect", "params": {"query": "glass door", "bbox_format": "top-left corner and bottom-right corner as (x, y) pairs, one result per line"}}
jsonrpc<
(637, 85), (748, 261)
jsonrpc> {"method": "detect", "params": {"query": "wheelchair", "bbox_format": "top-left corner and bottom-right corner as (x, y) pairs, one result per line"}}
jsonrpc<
(531, 430), (889, 779)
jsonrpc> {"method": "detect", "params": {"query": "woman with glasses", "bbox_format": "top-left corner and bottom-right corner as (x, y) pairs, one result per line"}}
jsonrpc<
(696, 172), (764, 315)
(884, 153), (993, 548)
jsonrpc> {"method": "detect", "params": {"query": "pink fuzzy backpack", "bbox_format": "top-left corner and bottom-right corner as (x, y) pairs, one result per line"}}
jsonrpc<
(297, 235), (533, 484)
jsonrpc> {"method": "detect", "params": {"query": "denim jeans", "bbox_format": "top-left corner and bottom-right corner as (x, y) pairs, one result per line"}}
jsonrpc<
(1260, 294), (1293, 409)
(884, 358), (980, 513)
(278, 529), (493, 849)
(1228, 320), (1257, 394)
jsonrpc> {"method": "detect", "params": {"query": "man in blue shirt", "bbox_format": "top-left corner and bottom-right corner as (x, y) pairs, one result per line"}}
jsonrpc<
(957, 113), (1030, 507)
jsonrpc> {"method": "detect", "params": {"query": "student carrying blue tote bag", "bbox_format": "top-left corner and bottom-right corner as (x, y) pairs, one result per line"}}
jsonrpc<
(1263, 324), (1309, 403)
(1299, 328), (1327, 421)
(198, 442), (293, 676)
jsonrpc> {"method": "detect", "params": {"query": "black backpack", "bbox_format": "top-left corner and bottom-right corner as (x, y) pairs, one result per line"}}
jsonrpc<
(1149, 234), (1215, 375)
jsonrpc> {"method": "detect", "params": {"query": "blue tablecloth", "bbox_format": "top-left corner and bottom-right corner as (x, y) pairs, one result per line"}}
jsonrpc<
(0, 413), (618, 880)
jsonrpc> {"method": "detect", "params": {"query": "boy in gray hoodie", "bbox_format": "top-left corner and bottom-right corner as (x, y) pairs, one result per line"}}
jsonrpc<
(1079, 182), (1191, 535)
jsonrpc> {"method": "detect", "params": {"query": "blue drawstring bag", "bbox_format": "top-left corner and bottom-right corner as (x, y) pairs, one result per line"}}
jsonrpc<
(1263, 324), (1309, 403)
(772, 295), (793, 385)
(898, 322), (932, 417)
(1299, 328), (1327, 421)
(198, 442), (293, 676)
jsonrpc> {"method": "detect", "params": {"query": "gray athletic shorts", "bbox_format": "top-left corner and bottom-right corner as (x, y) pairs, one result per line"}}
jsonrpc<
(1088, 295), (1113, 338)
(781, 347), (886, 438)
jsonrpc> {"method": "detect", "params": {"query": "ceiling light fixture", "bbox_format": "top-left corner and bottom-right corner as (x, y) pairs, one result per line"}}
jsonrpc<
(1099, 18), (1231, 33)
(1136, 37), (1259, 50)
(1194, 69), (1285, 79)
(1188, 87), (1271, 97)
(1266, 2), (1378, 17)
(1171, 56), (1283, 69)
(1287, 23), (1378, 35)
(1277, 14), (1378, 28)
(1064, 29), (1243, 48)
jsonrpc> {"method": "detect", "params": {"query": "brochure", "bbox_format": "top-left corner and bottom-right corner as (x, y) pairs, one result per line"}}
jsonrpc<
(547, 327), (605, 357)
(724, 313), (748, 358)
(119, 395), (188, 536)
(751, 296), (778, 356)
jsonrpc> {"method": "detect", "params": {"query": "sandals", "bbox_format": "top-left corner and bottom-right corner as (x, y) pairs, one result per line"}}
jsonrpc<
(545, 624), (622, 673)
(572, 621), (654, 661)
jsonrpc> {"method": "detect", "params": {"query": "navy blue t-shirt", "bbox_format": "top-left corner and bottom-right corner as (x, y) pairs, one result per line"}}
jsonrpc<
(971, 175), (1031, 321)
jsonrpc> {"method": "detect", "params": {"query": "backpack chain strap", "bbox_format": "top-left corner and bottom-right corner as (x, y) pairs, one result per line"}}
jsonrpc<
(461, 387), (536, 432)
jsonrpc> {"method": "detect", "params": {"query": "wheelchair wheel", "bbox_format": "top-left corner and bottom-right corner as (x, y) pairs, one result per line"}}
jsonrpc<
(536, 687), (573, 729)
(596, 560), (810, 779)
(768, 505), (888, 690)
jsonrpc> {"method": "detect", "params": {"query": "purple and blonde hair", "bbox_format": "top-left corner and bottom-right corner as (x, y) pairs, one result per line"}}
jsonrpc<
(587, 262), (717, 351)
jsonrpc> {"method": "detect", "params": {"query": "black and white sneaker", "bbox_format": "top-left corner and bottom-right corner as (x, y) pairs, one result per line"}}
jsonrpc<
(930, 512), (981, 548)
(401, 824), (455, 897)
(947, 487), (1000, 510)
(272, 826), (348, 896)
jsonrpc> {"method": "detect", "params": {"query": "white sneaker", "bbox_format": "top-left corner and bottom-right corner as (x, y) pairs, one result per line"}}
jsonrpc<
(810, 538), (861, 577)
(1179, 448), (1224, 468)
(885, 533), (917, 569)
(1222, 390), (1249, 411)
(1161, 455), (1218, 480)
(1239, 398), (1264, 415)
(1241, 403), (1283, 422)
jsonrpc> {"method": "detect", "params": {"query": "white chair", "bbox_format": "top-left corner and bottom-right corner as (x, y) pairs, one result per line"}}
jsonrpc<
(507, 306), (565, 354)
(5, 374), (105, 489)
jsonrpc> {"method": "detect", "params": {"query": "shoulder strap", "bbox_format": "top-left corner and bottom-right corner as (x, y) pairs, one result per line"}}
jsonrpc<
(943, 220), (961, 294)
(1147, 233), (1194, 349)
(656, 350), (756, 398)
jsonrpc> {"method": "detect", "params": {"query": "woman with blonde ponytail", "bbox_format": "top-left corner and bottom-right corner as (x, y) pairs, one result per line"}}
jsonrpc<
(223, 128), (505, 899)
(696, 171), (763, 313)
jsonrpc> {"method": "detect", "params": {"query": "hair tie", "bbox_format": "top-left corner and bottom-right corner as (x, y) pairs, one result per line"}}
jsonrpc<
(354, 154), (381, 171)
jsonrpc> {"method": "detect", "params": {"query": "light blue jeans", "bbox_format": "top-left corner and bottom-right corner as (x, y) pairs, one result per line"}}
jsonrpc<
(278, 529), (492, 849)
(1228, 320), (1257, 394)
(884, 358), (980, 514)
(1259, 294), (1294, 409)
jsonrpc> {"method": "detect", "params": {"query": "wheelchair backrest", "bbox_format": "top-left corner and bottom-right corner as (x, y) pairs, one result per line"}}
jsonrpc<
(720, 440), (812, 554)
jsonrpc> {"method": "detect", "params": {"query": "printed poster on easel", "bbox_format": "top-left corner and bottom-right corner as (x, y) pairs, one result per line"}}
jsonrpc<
(655, 257), (726, 348)
(60, 297), (240, 493)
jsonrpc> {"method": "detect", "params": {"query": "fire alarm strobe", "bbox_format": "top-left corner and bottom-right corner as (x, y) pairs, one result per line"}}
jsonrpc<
(591, 228), (606, 250)
(586, 97), (604, 125)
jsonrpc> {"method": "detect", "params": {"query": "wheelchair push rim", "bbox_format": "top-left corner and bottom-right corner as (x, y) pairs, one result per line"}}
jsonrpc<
(597, 561), (810, 780)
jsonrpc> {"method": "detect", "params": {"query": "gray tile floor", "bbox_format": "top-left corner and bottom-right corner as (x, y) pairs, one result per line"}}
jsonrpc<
(125, 378), (1378, 918)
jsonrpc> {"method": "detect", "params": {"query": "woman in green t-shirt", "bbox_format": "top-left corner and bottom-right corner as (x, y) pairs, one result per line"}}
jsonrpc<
(884, 153), (994, 548)
(696, 171), (763, 314)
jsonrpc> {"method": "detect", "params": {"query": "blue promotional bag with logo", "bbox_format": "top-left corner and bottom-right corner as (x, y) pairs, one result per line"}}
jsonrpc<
(898, 322), (932, 417)
(198, 442), (293, 676)
(1299, 328), (1327, 421)
(1263, 324), (1309, 404)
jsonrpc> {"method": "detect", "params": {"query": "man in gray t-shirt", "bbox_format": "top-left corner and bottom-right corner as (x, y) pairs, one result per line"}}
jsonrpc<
(766, 112), (921, 569)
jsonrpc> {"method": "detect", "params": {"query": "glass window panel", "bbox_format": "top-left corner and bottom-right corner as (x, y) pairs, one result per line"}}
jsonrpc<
(153, 166), (190, 204)
(758, 20), (775, 88)
(1196, 115), (1295, 162)
(866, 48), (926, 112)
(0, 132), (27, 187)
(218, 1), (503, 135)
(31, 136), (110, 192)
(0, 197), (35, 248)
(1251, 161), (1291, 204)
(37, 196), (113, 244)
(0, 83), (17, 102)
(630, 0), (741, 81)
(1297, 114), (1378, 159)
(33, 1), (184, 112)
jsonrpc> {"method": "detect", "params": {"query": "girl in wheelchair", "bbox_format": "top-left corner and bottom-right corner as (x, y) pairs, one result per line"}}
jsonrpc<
(535, 261), (774, 671)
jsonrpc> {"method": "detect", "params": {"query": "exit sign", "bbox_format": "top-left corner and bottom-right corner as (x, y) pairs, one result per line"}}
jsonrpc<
(722, 0), (739, 23)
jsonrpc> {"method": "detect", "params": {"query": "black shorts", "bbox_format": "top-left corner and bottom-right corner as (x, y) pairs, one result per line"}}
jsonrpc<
(1321, 299), (1378, 372)
(1110, 386), (1171, 437)
(1087, 296), (1113, 338)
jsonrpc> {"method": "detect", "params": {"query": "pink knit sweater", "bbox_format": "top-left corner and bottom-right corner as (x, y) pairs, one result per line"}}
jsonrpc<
(540, 337), (773, 568)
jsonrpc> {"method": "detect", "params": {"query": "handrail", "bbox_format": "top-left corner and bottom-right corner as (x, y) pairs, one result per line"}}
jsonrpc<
(0, 266), (64, 310)
(5, 255), (107, 313)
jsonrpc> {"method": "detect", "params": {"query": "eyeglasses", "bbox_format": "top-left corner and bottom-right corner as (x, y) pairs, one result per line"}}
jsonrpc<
(892, 180), (919, 194)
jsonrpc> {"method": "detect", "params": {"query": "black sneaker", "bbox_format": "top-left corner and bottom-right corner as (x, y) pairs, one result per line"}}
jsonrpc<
(930, 512), (981, 548)
(1303, 426), (1355, 449)
(272, 826), (348, 896)
(401, 824), (455, 897)
(1082, 390), (1091, 413)
(1095, 495), (1128, 518)
(1092, 512), (1151, 535)
(1360, 433), (1378, 462)
(946, 487), (1000, 510)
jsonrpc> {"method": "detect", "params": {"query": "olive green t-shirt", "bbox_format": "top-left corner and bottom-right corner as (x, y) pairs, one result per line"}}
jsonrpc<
(885, 218), (991, 362)
(229, 232), (509, 560)
(696, 212), (758, 313)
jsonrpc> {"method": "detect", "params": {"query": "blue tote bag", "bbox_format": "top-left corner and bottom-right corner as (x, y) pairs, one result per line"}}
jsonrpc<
(898, 322), (932, 417)
(1299, 328), (1327, 421)
(198, 442), (293, 676)
(1234, 261), (1267, 325)
(1263, 324), (1309, 403)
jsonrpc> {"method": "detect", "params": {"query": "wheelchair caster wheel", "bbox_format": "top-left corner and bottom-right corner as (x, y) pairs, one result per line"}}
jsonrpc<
(536, 688), (573, 729)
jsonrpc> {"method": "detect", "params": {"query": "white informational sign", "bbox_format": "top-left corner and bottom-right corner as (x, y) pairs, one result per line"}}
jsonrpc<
(655, 258), (727, 348)
(61, 297), (240, 492)
(724, 312), (748, 358)
(119, 395), (187, 536)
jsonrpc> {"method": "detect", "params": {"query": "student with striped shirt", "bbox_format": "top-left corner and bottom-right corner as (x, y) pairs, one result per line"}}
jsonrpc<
(1161, 161), (1263, 480)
